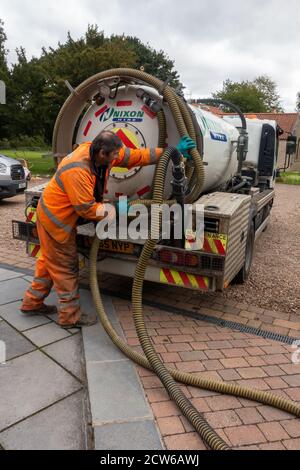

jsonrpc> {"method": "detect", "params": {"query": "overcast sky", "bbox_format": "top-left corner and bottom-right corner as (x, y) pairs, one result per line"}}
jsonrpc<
(1, 0), (300, 111)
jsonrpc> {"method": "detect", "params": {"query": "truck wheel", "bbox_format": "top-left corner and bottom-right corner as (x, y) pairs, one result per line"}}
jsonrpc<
(233, 222), (255, 284)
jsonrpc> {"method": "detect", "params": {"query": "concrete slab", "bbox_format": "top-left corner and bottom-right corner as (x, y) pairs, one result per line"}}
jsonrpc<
(0, 321), (35, 361)
(0, 350), (81, 431)
(45, 288), (95, 315)
(0, 264), (33, 277)
(81, 290), (162, 450)
(43, 334), (85, 381)
(0, 301), (52, 331)
(102, 294), (123, 325)
(86, 360), (152, 424)
(0, 391), (86, 450)
(22, 276), (34, 283)
(79, 288), (98, 315)
(80, 289), (126, 363)
(44, 290), (58, 305)
(46, 314), (97, 332)
(0, 268), (23, 282)
(0, 278), (32, 305)
(76, 289), (119, 325)
(68, 328), (81, 335)
(94, 420), (163, 450)
(23, 322), (71, 347)
(82, 322), (126, 363)
(45, 289), (102, 331)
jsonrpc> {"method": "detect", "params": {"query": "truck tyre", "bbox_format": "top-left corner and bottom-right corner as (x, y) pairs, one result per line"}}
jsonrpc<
(234, 221), (255, 284)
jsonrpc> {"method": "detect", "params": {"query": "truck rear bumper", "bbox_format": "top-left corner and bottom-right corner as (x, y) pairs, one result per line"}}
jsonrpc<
(96, 257), (216, 292)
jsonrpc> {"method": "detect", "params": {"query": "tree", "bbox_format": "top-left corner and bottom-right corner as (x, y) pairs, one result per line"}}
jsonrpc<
(0, 19), (9, 140)
(3, 25), (183, 144)
(0, 24), (183, 144)
(253, 76), (283, 112)
(112, 35), (182, 91)
(37, 25), (139, 142)
(296, 92), (300, 112)
(212, 76), (283, 113)
(0, 19), (8, 77)
(7, 47), (48, 140)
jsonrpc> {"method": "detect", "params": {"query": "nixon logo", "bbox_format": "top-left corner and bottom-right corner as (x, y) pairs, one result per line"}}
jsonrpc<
(99, 107), (144, 123)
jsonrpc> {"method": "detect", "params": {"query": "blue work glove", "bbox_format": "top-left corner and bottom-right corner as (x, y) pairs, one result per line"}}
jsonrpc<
(177, 136), (196, 159)
(116, 199), (130, 216)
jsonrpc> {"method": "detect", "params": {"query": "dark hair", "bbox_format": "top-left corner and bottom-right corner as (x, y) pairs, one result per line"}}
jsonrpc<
(90, 130), (122, 171)
(90, 131), (122, 200)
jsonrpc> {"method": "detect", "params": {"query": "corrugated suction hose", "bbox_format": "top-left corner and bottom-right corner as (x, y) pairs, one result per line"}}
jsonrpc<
(89, 150), (300, 451)
(53, 68), (205, 202)
(56, 69), (299, 450)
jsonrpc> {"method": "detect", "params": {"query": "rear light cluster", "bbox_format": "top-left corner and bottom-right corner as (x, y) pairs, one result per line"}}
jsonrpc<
(157, 249), (224, 272)
(159, 249), (198, 267)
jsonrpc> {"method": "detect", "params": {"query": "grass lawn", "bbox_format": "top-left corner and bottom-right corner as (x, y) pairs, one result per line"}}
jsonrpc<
(276, 171), (300, 185)
(0, 149), (55, 176)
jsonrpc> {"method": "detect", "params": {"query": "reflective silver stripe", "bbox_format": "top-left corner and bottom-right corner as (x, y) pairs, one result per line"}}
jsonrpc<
(121, 148), (131, 167)
(150, 148), (157, 164)
(55, 174), (65, 192)
(73, 201), (95, 212)
(40, 196), (73, 234)
(58, 290), (79, 300)
(34, 277), (52, 287)
(28, 287), (47, 299)
(55, 162), (91, 193)
(59, 299), (80, 310)
(57, 162), (90, 176)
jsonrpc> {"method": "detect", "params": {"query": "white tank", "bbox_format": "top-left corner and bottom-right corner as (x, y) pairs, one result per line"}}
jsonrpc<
(190, 106), (239, 191)
(223, 115), (277, 168)
(76, 86), (240, 201)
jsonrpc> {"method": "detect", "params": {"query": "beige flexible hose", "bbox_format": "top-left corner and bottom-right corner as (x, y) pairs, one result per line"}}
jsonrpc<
(89, 149), (300, 451)
(89, 232), (300, 451)
(55, 68), (300, 450)
(52, 68), (205, 201)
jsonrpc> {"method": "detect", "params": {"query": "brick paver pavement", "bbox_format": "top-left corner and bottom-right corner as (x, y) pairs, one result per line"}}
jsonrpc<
(78, 271), (300, 340)
(109, 297), (300, 450)
(2, 180), (299, 335)
(1, 264), (299, 449)
(1, 179), (299, 450)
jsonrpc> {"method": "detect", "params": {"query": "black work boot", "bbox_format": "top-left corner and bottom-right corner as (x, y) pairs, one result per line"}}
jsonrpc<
(21, 304), (58, 316)
(60, 313), (98, 330)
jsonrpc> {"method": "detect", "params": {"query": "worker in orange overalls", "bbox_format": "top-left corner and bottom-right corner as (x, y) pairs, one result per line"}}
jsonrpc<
(21, 131), (196, 329)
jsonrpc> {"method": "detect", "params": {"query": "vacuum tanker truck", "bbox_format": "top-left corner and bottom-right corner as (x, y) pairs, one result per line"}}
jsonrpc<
(13, 69), (279, 292)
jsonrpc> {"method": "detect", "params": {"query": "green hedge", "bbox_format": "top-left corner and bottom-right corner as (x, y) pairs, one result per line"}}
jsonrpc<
(276, 172), (300, 185)
(1, 149), (55, 176)
(0, 135), (49, 151)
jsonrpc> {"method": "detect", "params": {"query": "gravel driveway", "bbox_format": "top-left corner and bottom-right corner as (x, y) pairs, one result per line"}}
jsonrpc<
(0, 178), (49, 253)
(219, 184), (300, 315)
(0, 181), (299, 315)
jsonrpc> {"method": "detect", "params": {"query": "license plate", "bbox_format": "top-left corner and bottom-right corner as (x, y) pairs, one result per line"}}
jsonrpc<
(18, 182), (26, 189)
(98, 239), (134, 254)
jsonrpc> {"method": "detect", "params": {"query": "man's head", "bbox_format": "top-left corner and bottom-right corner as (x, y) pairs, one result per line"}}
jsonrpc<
(90, 131), (123, 168)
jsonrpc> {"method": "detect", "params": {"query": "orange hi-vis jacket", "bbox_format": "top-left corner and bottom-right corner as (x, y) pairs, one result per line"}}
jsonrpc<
(37, 142), (163, 244)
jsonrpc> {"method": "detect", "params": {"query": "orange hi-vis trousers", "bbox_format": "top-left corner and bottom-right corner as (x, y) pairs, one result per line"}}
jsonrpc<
(21, 218), (81, 326)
